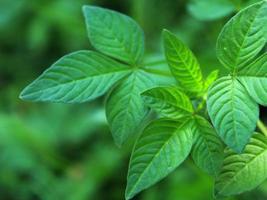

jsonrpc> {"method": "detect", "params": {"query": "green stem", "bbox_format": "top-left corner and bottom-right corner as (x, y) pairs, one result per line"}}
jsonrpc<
(257, 120), (267, 137)
(143, 59), (167, 67)
(142, 68), (173, 77)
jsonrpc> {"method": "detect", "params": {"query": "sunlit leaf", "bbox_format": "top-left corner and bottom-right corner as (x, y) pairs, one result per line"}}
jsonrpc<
(163, 29), (203, 95)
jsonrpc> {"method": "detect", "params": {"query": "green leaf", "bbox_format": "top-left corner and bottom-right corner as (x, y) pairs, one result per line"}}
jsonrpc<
(216, 1), (267, 70)
(215, 133), (267, 197)
(207, 76), (259, 153)
(126, 118), (193, 200)
(188, 0), (235, 21)
(20, 51), (130, 103)
(141, 86), (193, 119)
(83, 6), (144, 65)
(163, 29), (203, 94)
(203, 70), (219, 92)
(238, 53), (267, 106)
(191, 115), (224, 176)
(105, 70), (155, 146)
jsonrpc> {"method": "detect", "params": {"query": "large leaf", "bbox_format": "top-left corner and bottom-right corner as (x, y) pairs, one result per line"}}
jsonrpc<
(215, 133), (267, 197)
(191, 115), (224, 176)
(83, 6), (144, 65)
(141, 86), (193, 119)
(238, 53), (267, 106)
(207, 76), (259, 153)
(20, 51), (130, 103)
(163, 29), (203, 94)
(188, 0), (235, 21)
(126, 118), (193, 200)
(216, 1), (267, 70)
(105, 70), (155, 146)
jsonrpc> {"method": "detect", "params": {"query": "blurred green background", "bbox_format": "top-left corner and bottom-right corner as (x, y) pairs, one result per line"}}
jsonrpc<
(0, 0), (266, 199)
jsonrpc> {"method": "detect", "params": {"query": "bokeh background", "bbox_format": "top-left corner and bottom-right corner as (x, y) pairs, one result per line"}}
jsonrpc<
(1, 0), (267, 199)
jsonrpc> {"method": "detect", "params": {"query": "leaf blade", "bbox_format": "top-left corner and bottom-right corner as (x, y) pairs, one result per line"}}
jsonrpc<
(163, 29), (203, 94)
(20, 50), (130, 103)
(83, 6), (144, 65)
(216, 1), (267, 70)
(105, 70), (156, 146)
(215, 133), (267, 197)
(191, 115), (224, 176)
(207, 76), (259, 152)
(126, 118), (193, 199)
(141, 86), (193, 119)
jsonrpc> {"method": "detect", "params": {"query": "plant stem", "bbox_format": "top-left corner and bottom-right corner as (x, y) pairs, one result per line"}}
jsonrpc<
(257, 120), (267, 137)
(142, 68), (173, 77)
(143, 59), (167, 67)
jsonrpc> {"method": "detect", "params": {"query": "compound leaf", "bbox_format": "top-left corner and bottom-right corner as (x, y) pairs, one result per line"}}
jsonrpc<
(207, 76), (259, 153)
(20, 51), (130, 103)
(83, 6), (144, 65)
(215, 133), (267, 197)
(191, 115), (224, 176)
(163, 29), (203, 94)
(216, 1), (267, 71)
(105, 70), (155, 146)
(141, 86), (193, 119)
(126, 118), (193, 200)
(239, 53), (267, 106)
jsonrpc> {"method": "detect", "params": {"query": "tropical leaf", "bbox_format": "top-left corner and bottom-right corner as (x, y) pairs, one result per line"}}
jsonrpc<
(215, 133), (267, 197)
(163, 29), (203, 94)
(126, 118), (193, 200)
(20, 51), (130, 103)
(191, 115), (224, 176)
(216, 1), (267, 70)
(83, 6), (144, 65)
(238, 53), (267, 106)
(105, 70), (155, 146)
(207, 76), (259, 153)
(141, 86), (193, 119)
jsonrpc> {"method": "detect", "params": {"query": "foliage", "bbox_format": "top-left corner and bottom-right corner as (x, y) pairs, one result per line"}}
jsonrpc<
(13, 0), (267, 199)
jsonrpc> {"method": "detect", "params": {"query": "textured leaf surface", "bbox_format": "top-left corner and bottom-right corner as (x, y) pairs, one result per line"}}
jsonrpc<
(20, 51), (130, 103)
(203, 70), (219, 91)
(191, 115), (224, 176)
(141, 86), (193, 119)
(126, 118), (193, 199)
(239, 53), (267, 106)
(83, 6), (144, 65)
(207, 76), (259, 152)
(105, 70), (155, 146)
(163, 29), (203, 94)
(215, 134), (267, 197)
(188, 0), (235, 20)
(216, 1), (267, 70)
